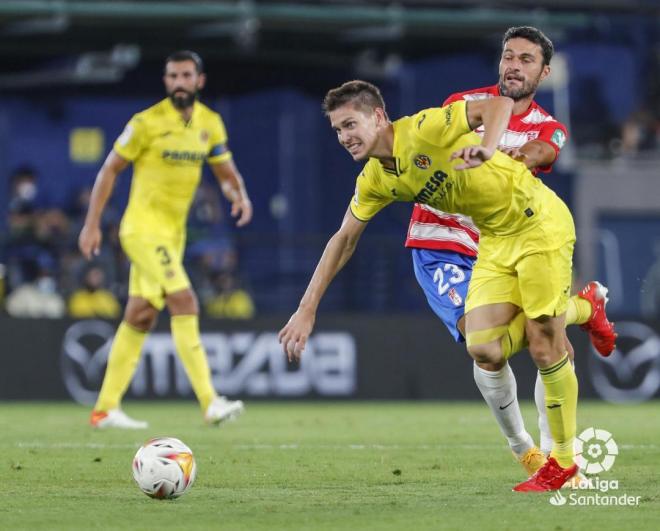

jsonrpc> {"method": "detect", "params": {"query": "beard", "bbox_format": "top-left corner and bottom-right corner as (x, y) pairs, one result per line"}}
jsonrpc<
(168, 88), (198, 109)
(498, 73), (541, 101)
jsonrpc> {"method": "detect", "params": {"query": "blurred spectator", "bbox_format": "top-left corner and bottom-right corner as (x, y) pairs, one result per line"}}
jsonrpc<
(186, 180), (237, 291)
(5, 166), (69, 289)
(619, 108), (659, 156)
(68, 264), (121, 319)
(5, 258), (65, 318)
(61, 185), (125, 296)
(203, 270), (255, 319)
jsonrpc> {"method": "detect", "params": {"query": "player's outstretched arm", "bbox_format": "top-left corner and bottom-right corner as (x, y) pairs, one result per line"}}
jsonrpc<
(79, 150), (129, 260)
(451, 97), (514, 170)
(279, 208), (368, 362)
(210, 159), (253, 227)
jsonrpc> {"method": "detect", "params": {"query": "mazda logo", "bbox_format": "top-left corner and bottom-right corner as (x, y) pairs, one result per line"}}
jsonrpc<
(60, 320), (115, 404)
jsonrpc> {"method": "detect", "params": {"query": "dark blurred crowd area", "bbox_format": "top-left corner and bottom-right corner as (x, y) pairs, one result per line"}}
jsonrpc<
(0, 166), (255, 319)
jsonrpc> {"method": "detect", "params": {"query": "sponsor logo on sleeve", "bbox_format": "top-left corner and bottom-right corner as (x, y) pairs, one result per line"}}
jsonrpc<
(551, 128), (566, 149)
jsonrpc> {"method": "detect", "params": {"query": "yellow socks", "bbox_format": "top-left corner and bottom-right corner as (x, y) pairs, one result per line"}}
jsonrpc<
(171, 315), (216, 411)
(539, 353), (578, 468)
(95, 322), (147, 412)
(566, 295), (592, 326)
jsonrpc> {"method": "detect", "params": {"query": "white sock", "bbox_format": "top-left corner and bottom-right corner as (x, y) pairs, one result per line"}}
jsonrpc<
(473, 362), (535, 457)
(534, 370), (553, 455)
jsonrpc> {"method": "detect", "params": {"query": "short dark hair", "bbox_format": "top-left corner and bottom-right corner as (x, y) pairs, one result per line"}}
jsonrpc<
(322, 80), (386, 116)
(502, 26), (554, 66)
(165, 50), (204, 73)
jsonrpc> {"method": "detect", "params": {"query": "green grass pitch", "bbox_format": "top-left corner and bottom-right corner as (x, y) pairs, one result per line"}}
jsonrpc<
(1, 401), (658, 530)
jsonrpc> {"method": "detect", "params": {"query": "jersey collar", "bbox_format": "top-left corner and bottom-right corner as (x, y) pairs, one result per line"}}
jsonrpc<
(163, 97), (199, 127)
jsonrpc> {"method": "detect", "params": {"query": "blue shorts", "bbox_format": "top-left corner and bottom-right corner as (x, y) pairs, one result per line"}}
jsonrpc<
(411, 248), (476, 343)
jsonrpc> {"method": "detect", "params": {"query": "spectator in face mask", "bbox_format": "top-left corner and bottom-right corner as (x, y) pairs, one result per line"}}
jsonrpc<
(5, 166), (70, 289)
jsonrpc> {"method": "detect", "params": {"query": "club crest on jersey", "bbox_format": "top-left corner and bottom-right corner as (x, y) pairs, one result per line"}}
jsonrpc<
(414, 154), (432, 169)
(448, 287), (463, 306)
(200, 129), (209, 143)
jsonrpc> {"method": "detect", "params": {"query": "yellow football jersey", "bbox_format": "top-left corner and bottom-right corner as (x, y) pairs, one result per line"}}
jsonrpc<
(350, 100), (561, 237)
(114, 98), (232, 237)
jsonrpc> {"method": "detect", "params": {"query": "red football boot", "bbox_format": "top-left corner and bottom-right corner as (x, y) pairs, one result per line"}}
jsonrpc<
(513, 457), (579, 492)
(578, 281), (617, 356)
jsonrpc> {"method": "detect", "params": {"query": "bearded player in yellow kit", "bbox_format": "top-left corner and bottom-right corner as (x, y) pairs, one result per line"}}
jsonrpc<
(79, 51), (252, 429)
(279, 80), (580, 492)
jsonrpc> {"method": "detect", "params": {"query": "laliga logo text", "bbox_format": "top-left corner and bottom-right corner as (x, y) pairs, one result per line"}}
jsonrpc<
(548, 428), (641, 507)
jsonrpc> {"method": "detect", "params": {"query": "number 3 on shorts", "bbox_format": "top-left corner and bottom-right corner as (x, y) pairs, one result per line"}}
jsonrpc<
(433, 264), (466, 296)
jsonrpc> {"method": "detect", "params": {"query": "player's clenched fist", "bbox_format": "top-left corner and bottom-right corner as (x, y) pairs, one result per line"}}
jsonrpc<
(278, 309), (316, 362)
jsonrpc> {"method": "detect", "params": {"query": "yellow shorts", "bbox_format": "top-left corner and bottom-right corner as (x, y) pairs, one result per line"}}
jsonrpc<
(121, 233), (191, 310)
(466, 199), (575, 320)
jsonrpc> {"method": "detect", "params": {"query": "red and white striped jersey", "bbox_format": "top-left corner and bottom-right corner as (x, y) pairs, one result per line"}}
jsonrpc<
(405, 84), (568, 255)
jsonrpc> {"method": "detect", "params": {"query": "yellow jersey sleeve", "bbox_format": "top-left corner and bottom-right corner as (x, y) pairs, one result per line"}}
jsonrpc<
(207, 112), (233, 164)
(414, 100), (471, 148)
(349, 160), (392, 222)
(113, 114), (148, 161)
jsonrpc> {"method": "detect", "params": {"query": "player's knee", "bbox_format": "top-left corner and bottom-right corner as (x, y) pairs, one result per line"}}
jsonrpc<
(467, 342), (504, 365)
(466, 325), (507, 364)
(166, 289), (198, 315)
(124, 304), (158, 331)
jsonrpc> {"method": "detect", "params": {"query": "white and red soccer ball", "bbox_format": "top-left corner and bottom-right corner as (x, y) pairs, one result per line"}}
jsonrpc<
(132, 437), (197, 499)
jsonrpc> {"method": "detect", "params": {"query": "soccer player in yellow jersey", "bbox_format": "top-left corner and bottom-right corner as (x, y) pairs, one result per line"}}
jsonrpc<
(79, 51), (252, 429)
(279, 80), (581, 491)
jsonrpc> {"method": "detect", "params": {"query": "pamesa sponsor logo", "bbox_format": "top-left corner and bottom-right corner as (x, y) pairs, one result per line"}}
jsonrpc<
(548, 427), (641, 507)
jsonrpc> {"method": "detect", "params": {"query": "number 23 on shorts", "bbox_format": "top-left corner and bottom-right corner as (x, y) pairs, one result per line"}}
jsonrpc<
(433, 263), (466, 296)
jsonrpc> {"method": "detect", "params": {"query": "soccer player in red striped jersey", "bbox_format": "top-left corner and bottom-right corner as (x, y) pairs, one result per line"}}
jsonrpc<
(405, 27), (617, 484)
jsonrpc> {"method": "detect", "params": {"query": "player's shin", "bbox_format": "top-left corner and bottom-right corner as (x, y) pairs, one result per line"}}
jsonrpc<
(539, 353), (578, 468)
(171, 314), (217, 411)
(534, 371), (553, 454)
(95, 322), (147, 411)
(473, 362), (534, 457)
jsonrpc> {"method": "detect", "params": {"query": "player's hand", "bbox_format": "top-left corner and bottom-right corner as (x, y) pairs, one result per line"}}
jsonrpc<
(450, 145), (494, 170)
(278, 308), (316, 362)
(231, 196), (253, 227)
(500, 147), (528, 163)
(78, 224), (102, 260)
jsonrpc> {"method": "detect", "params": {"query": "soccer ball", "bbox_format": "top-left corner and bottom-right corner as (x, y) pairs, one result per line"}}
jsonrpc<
(132, 437), (197, 499)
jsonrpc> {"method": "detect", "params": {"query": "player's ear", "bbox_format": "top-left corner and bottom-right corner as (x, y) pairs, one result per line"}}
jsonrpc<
(197, 73), (207, 90)
(374, 107), (387, 127)
(539, 64), (551, 82)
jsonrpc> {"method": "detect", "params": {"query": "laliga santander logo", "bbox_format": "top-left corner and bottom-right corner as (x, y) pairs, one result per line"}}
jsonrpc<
(574, 427), (619, 474)
(549, 428), (641, 507)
